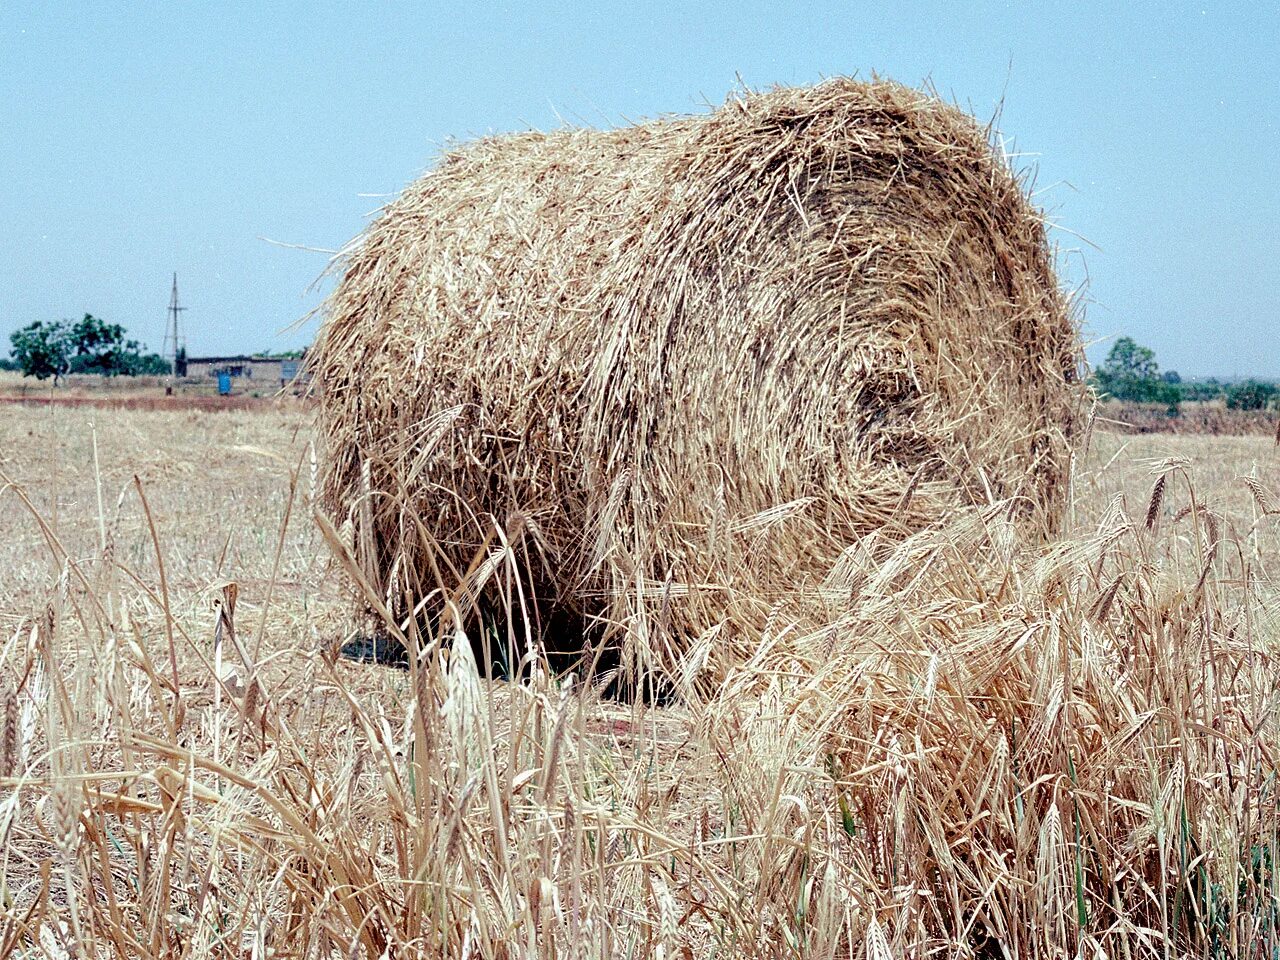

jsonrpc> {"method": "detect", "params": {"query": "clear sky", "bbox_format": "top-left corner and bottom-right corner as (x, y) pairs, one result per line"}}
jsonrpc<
(1, 2), (1276, 375)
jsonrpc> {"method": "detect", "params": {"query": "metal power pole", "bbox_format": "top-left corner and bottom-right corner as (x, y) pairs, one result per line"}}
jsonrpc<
(162, 273), (187, 376)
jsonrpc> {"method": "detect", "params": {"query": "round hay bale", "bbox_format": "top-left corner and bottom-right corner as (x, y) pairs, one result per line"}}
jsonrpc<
(311, 77), (1082, 688)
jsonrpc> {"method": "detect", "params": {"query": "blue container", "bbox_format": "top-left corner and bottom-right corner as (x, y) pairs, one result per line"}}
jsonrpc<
(217, 372), (232, 396)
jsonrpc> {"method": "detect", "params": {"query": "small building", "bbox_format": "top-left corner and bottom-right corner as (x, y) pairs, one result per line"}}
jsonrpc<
(183, 355), (309, 388)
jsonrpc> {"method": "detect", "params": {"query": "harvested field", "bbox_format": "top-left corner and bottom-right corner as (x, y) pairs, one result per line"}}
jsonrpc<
(1, 403), (1278, 958)
(0, 371), (295, 413)
(0, 393), (284, 413)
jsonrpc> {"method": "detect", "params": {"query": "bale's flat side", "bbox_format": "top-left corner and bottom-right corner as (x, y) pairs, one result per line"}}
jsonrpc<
(310, 78), (1083, 686)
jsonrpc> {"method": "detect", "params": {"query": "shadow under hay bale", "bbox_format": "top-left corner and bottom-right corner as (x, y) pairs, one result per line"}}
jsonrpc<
(311, 77), (1083, 694)
(339, 590), (674, 702)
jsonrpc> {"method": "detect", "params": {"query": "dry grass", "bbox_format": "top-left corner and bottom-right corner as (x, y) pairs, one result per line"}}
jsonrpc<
(0, 371), (296, 409)
(1102, 400), (1279, 437)
(308, 78), (1083, 689)
(0, 404), (1278, 957)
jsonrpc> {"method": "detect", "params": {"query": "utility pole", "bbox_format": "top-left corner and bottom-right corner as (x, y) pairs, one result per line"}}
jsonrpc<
(163, 273), (187, 376)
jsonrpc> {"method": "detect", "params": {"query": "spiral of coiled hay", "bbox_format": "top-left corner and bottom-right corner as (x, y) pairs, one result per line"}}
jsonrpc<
(309, 77), (1082, 690)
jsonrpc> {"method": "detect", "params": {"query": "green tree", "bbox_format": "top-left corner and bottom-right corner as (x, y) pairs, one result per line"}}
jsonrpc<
(118, 348), (170, 376)
(1225, 380), (1278, 411)
(66, 314), (131, 375)
(9, 320), (72, 382)
(1178, 377), (1225, 402)
(1102, 337), (1158, 381)
(9, 314), (169, 381)
(1093, 336), (1178, 408)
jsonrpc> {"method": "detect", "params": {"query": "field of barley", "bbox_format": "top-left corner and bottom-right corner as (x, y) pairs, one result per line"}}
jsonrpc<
(1, 401), (1278, 958)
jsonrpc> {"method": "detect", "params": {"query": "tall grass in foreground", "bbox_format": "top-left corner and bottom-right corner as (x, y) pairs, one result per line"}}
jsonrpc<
(1, 456), (1278, 958)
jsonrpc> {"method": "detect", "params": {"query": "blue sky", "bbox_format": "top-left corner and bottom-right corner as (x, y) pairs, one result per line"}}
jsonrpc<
(1, 2), (1276, 376)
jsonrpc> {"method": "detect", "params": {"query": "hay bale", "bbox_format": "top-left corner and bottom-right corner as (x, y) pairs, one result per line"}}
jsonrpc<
(310, 77), (1082, 686)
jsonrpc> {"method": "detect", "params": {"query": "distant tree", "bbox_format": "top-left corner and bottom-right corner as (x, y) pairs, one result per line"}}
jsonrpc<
(119, 349), (171, 376)
(9, 320), (72, 382)
(0, 356), (20, 372)
(9, 314), (169, 381)
(1093, 337), (1177, 407)
(1225, 380), (1278, 411)
(66, 314), (131, 375)
(1178, 377), (1225, 402)
(1162, 370), (1182, 384)
(1102, 337), (1158, 381)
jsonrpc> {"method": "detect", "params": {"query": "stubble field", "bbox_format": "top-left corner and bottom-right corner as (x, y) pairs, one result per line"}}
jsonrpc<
(1, 401), (1278, 958)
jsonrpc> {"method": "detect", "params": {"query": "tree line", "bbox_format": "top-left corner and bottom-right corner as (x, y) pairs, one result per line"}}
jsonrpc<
(4, 317), (1271, 411)
(4, 316), (170, 382)
(1091, 337), (1276, 412)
